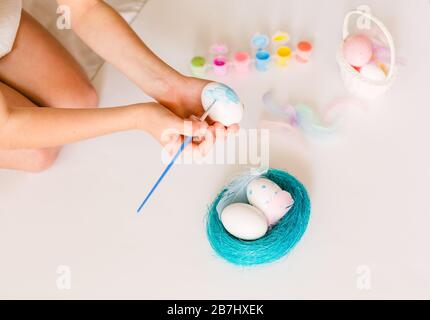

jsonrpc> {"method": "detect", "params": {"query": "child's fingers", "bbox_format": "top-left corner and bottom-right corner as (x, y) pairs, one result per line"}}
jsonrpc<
(167, 136), (195, 158)
(213, 122), (227, 140)
(178, 135), (204, 158)
(226, 123), (240, 135)
(164, 121), (223, 158)
(186, 116), (209, 138)
(164, 134), (181, 157)
(205, 116), (217, 126)
(167, 115), (208, 139)
(197, 125), (216, 157)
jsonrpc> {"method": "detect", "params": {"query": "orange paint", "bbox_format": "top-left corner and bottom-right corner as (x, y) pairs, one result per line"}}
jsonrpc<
(298, 41), (312, 52)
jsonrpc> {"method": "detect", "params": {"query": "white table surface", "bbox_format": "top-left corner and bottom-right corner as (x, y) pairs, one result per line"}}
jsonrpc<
(1, 0), (430, 299)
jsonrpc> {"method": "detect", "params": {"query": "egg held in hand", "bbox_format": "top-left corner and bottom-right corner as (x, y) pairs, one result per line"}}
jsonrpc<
(201, 82), (244, 127)
(220, 203), (268, 241)
(247, 178), (294, 225)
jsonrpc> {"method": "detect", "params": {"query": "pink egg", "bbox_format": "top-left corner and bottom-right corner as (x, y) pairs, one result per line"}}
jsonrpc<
(264, 190), (294, 225)
(343, 34), (373, 68)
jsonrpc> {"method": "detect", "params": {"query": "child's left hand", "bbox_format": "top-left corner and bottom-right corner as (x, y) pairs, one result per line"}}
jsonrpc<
(161, 76), (240, 138)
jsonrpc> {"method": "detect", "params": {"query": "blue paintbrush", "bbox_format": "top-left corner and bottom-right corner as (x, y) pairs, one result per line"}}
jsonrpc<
(136, 100), (216, 213)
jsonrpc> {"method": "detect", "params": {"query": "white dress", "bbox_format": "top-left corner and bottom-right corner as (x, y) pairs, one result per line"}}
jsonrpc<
(0, 0), (22, 59)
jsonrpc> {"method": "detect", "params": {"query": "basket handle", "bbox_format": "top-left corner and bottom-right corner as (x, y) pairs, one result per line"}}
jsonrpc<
(343, 10), (395, 78)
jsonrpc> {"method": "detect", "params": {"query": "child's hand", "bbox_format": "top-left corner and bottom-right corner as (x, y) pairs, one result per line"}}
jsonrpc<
(136, 102), (216, 158)
(160, 77), (240, 138)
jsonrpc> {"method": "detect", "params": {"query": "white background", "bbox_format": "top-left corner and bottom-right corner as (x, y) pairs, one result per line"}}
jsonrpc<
(1, 0), (430, 299)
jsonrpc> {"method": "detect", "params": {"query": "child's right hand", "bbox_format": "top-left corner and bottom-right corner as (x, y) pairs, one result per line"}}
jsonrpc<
(135, 102), (217, 158)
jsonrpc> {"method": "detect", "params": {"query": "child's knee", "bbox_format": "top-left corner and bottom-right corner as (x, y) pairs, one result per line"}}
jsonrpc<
(27, 148), (60, 173)
(70, 83), (99, 109)
(79, 83), (99, 109)
(54, 82), (99, 109)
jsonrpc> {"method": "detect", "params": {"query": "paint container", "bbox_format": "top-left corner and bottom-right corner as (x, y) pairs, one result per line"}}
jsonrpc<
(190, 56), (207, 77)
(271, 31), (290, 50)
(251, 33), (270, 72)
(275, 46), (292, 67)
(233, 51), (251, 74)
(255, 51), (271, 71)
(296, 41), (313, 63)
(210, 43), (229, 76)
(213, 56), (228, 76)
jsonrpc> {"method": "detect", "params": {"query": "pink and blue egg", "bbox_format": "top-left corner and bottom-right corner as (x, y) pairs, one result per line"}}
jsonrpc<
(247, 178), (294, 226)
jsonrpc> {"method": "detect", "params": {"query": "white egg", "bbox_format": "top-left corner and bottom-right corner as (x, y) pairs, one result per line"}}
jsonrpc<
(221, 203), (268, 240)
(201, 82), (244, 127)
(247, 178), (294, 225)
(360, 64), (386, 81)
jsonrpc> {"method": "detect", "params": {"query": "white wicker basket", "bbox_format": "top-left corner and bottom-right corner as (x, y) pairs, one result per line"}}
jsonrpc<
(337, 10), (397, 99)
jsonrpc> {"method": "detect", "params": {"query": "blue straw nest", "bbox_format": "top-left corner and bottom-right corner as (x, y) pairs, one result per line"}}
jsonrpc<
(206, 168), (311, 266)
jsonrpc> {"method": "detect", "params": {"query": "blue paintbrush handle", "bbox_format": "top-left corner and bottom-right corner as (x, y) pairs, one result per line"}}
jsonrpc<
(136, 135), (193, 214)
(136, 99), (216, 214)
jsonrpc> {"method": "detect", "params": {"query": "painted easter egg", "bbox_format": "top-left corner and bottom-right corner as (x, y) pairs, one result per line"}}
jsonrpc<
(221, 203), (268, 241)
(247, 178), (294, 225)
(201, 82), (244, 127)
(343, 34), (373, 68)
(360, 63), (386, 81)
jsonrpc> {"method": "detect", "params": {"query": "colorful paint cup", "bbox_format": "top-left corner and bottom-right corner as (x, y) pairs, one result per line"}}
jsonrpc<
(210, 43), (229, 56)
(275, 46), (292, 67)
(213, 56), (228, 76)
(190, 56), (206, 77)
(234, 51), (250, 73)
(272, 31), (290, 49)
(251, 33), (271, 72)
(251, 34), (270, 50)
(296, 41), (313, 63)
(255, 50), (270, 72)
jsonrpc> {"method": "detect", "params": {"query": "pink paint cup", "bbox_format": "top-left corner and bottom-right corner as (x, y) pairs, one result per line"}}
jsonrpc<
(213, 56), (228, 76)
(233, 51), (250, 74)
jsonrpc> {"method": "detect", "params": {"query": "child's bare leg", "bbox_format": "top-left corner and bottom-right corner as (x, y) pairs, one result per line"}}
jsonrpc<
(0, 82), (60, 172)
(0, 11), (98, 109)
(0, 11), (98, 172)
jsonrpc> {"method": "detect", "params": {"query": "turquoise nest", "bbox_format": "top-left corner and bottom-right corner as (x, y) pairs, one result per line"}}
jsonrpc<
(206, 168), (311, 266)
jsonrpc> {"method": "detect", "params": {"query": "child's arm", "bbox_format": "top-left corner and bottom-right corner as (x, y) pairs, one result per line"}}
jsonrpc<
(57, 0), (184, 106)
(56, 0), (226, 125)
(0, 90), (208, 150)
